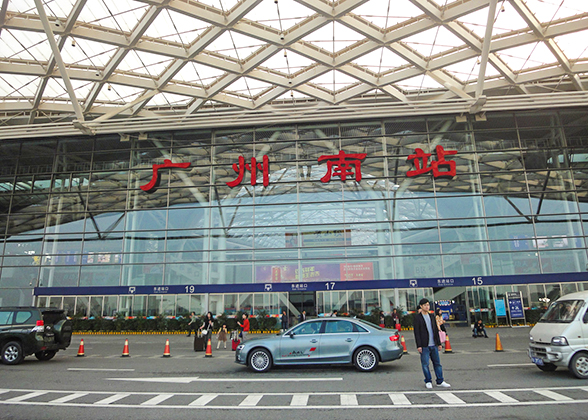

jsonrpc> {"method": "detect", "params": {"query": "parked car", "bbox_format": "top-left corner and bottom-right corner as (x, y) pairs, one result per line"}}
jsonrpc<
(235, 317), (403, 373)
(529, 291), (588, 378)
(0, 307), (72, 365)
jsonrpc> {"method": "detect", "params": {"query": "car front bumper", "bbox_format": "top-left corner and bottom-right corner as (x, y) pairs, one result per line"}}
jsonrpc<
(528, 344), (572, 366)
(235, 347), (247, 365)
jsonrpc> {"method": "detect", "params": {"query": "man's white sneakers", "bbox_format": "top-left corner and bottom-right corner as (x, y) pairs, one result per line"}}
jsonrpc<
(436, 381), (451, 388)
(425, 382), (433, 389)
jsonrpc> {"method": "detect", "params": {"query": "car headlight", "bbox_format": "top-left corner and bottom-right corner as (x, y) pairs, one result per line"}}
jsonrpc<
(236, 344), (245, 351)
(551, 336), (569, 346)
(529, 335), (533, 343)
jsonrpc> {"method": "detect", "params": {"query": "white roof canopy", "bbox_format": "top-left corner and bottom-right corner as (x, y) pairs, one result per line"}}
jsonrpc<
(0, 0), (587, 138)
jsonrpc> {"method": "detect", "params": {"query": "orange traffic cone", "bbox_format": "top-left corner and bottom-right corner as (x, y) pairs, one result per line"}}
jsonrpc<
(205, 338), (212, 357)
(495, 333), (504, 352)
(400, 335), (409, 354)
(121, 338), (130, 357)
(163, 339), (171, 358)
(444, 335), (453, 353)
(77, 339), (85, 357)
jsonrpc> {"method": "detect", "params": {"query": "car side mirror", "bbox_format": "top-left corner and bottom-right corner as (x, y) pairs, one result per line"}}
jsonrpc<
(583, 311), (588, 324)
(288, 331), (295, 338)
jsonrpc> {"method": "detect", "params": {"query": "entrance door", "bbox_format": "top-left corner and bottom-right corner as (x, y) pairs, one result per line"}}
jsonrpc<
(288, 292), (316, 317)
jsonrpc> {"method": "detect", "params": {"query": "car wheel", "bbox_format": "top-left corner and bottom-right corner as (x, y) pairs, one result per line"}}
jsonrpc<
(1, 341), (24, 365)
(35, 350), (57, 361)
(354, 346), (379, 372)
(248, 348), (272, 373)
(570, 352), (588, 379)
(537, 363), (557, 372)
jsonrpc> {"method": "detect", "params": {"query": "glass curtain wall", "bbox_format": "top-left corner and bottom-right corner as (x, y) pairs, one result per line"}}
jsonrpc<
(1, 110), (588, 306)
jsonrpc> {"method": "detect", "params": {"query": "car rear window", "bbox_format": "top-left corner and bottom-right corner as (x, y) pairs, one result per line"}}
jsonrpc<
(0, 311), (13, 325)
(14, 311), (34, 324)
(353, 323), (368, 332)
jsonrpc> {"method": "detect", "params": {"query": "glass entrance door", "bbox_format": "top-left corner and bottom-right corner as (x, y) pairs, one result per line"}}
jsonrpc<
(288, 291), (316, 318)
(467, 286), (495, 324)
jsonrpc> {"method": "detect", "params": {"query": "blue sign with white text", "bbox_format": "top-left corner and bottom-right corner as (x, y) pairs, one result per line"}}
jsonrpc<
(507, 292), (525, 319)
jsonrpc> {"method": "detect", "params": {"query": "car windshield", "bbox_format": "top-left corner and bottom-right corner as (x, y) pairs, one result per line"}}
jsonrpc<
(355, 318), (382, 330)
(539, 300), (584, 323)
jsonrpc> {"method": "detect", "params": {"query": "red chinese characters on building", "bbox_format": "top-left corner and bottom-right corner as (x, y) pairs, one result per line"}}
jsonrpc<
(407, 145), (457, 179)
(226, 155), (270, 187)
(318, 150), (367, 183)
(140, 159), (191, 192)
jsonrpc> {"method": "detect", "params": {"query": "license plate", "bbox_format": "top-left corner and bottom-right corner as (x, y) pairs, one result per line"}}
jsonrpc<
(531, 357), (544, 366)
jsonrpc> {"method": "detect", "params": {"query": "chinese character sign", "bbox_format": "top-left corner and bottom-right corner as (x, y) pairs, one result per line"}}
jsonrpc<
(318, 150), (367, 183)
(407, 145), (457, 179)
(226, 155), (269, 187)
(140, 159), (191, 192)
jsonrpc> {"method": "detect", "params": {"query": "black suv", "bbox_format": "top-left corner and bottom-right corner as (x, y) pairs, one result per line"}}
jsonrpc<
(0, 307), (72, 365)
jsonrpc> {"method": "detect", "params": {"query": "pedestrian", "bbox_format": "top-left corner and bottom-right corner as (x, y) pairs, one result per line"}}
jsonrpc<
(217, 324), (228, 349)
(237, 313), (250, 342)
(379, 311), (386, 328)
(299, 310), (307, 323)
(392, 308), (401, 330)
(332, 310), (338, 317)
(200, 311), (214, 344)
(413, 298), (451, 389)
(281, 309), (289, 332)
(186, 311), (197, 337)
(435, 308), (447, 345)
(472, 319), (488, 338)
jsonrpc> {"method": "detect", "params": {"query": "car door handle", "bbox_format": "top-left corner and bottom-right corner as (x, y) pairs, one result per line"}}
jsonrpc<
(346, 338), (353, 342)
(310, 339), (318, 343)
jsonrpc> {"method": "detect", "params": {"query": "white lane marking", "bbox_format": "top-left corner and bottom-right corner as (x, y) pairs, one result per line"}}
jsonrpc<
(50, 393), (89, 404)
(290, 394), (309, 406)
(389, 393), (411, 405)
(534, 389), (573, 401)
(2, 386), (588, 410)
(436, 392), (466, 404)
(4, 392), (47, 402)
(340, 394), (358, 406)
(94, 393), (131, 405)
(3, 399), (588, 410)
(240, 394), (263, 407)
(485, 391), (519, 403)
(140, 394), (174, 406)
(487, 363), (535, 367)
(68, 368), (135, 372)
(107, 377), (342, 383)
(189, 394), (217, 406)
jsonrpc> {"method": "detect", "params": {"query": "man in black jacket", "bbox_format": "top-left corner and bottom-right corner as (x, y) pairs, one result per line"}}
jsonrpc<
(299, 310), (307, 323)
(413, 298), (451, 389)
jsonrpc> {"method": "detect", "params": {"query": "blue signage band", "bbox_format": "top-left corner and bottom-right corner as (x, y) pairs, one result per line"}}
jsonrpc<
(34, 271), (588, 296)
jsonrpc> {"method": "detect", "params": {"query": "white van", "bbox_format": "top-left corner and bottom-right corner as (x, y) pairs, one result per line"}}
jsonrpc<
(529, 291), (588, 379)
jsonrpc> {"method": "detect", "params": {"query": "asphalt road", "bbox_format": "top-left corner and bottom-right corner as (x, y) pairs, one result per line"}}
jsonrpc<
(1, 326), (587, 420)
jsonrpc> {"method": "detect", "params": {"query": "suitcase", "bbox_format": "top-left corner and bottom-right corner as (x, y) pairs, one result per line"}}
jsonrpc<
(232, 339), (240, 351)
(194, 336), (206, 352)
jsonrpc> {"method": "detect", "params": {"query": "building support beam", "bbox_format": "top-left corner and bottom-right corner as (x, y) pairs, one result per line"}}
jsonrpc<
(0, 0), (9, 36)
(34, 0), (85, 124)
(471, 0), (497, 113)
(29, 0), (87, 124)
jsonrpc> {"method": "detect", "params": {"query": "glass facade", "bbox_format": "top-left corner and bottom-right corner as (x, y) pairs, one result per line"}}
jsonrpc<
(1, 109), (588, 318)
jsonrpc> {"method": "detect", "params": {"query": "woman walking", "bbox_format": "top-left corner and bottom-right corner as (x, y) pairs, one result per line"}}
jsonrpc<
(435, 308), (447, 345)
(200, 312), (214, 344)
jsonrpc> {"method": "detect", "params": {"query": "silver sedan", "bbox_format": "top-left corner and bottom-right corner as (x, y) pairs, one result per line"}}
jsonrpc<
(235, 318), (403, 373)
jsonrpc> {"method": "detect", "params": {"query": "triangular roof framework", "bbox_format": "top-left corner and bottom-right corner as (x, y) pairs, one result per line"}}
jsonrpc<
(0, 0), (586, 138)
